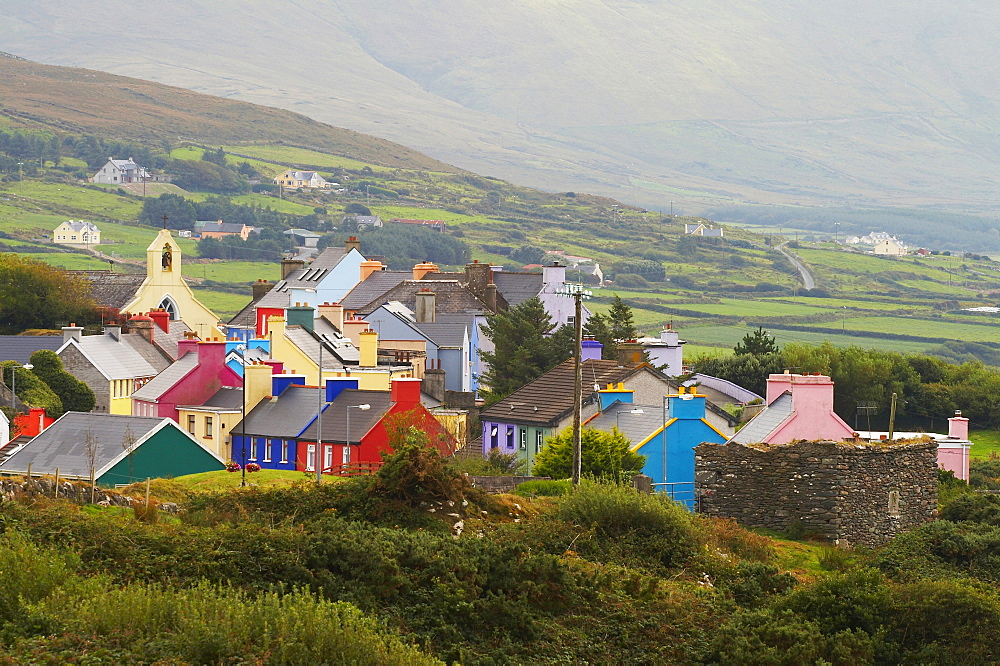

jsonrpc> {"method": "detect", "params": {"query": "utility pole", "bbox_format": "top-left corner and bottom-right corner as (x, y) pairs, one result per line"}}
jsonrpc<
(17, 162), (23, 193)
(316, 341), (324, 484)
(888, 392), (898, 441)
(556, 283), (592, 486)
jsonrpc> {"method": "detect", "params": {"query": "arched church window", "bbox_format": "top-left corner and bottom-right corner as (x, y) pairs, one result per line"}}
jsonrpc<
(158, 297), (178, 320)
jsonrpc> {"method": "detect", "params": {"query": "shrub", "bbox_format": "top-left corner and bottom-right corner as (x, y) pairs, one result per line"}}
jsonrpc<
(513, 479), (571, 497)
(613, 273), (650, 289)
(940, 492), (1000, 525)
(774, 568), (892, 635)
(0, 535), (79, 623)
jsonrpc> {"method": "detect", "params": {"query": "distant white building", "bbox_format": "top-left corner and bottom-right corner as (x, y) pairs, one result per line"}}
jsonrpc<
(873, 238), (907, 256)
(684, 223), (723, 237)
(273, 170), (333, 189)
(91, 158), (150, 184)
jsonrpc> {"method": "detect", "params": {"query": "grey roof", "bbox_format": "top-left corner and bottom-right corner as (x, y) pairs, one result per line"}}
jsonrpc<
(340, 271), (410, 310)
(586, 402), (666, 447)
(0, 336), (63, 364)
(69, 271), (146, 309)
(351, 216), (382, 225)
(61, 332), (170, 381)
(196, 386), (245, 410)
(227, 299), (257, 327)
(685, 374), (762, 405)
(200, 222), (248, 234)
(413, 322), (468, 348)
(0, 412), (168, 478)
(313, 318), (359, 363)
(152, 321), (193, 361)
(130, 353), (198, 401)
(255, 246), (351, 309)
(232, 385), (321, 438)
(357, 280), (490, 316)
(728, 392), (794, 445)
(284, 326), (348, 369)
(493, 272), (543, 307)
(64, 220), (101, 233)
(284, 228), (321, 238)
(298, 390), (394, 443)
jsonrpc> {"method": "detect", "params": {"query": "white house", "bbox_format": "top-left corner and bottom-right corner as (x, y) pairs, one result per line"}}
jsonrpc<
(53, 220), (101, 245)
(873, 238), (907, 256)
(91, 158), (150, 184)
(273, 170), (333, 189)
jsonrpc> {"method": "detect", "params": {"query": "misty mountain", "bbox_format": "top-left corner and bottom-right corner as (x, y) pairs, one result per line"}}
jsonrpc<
(3, 1), (1000, 213)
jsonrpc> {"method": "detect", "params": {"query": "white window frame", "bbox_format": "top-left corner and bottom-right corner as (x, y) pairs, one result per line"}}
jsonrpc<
(306, 444), (316, 471)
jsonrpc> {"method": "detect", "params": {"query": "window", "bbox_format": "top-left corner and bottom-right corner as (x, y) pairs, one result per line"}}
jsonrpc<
(535, 431), (544, 453)
(506, 426), (515, 449)
(187, 415), (196, 435)
(567, 316), (575, 325)
(324, 445), (333, 473)
(280, 440), (288, 464)
(519, 428), (527, 450)
(264, 439), (274, 463)
(490, 426), (498, 449)
(342, 445), (350, 465)
(205, 416), (213, 437)
(250, 438), (258, 461)
(306, 444), (316, 471)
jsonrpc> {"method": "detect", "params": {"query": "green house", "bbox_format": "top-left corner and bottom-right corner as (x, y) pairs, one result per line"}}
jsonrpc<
(0, 412), (225, 486)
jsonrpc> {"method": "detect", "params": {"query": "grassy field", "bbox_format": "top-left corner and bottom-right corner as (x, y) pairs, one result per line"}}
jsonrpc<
(31, 253), (115, 270)
(183, 260), (280, 283)
(681, 323), (942, 355)
(119, 469), (310, 502)
(190, 289), (253, 318)
(970, 430), (1000, 461)
(219, 144), (379, 171)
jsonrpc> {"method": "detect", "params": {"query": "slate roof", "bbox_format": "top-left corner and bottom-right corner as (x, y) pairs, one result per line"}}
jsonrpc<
(151, 321), (193, 361)
(283, 228), (321, 239)
(0, 336), (63, 364)
(586, 401), (666, 446)
(298, 389), (394, 443)
(63, 220), (100, 233)
(414, 322), (468, 348)
(228, 299), (257, 327)
(255, 246), (352, 309)
(60, 332), (170, 381)
(339, 271), (410, 311)
(357, 280), (490, 316)
(313, 318), (359, 363)
(493, 272), (543, 307)
(188, 386), (244, 410)
(130, 353), (198, 401)
(482, 359), (654, 426)
(0, 412), (170, 478)
(70, 271), (146, 309)
(231, 385), (321, 439)
(284, 326), (347, 369)
(684, 373), (762, 405)
(728, 392), (794, 445)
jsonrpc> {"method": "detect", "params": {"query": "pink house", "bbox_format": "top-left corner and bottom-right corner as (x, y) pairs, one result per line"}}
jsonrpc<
(131, 339), (242, 420)
(729, 372), (856, 445)
(937, 411), (972, 481)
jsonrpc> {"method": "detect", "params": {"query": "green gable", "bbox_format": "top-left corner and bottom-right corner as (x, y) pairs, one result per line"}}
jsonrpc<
(98, 422), (224, 486)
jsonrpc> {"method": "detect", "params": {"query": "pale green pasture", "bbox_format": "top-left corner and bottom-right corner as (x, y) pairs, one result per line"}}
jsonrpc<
(370, 205), (499, 226)
(827, 316), (1000, 343)
(220, 145), (378, 170)
(683, 344), (733, 360)
(227, 194), (317, 215)
(2, 181), (141, 220)
(190, 288), (252, 318)
(94, 222), (198, 259)
(893, 279), (974, 296)
(28, 253), (114, 270)
(763, 296), (936, 312)
(681, 323), (941, 355)
(183, 260), (279, 283)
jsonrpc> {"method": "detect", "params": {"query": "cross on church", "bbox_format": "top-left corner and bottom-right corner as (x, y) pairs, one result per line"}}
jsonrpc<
(162, 214), (168, 229)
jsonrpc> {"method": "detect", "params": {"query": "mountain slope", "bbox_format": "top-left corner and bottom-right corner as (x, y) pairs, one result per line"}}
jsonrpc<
(2, 1), (1000, 210)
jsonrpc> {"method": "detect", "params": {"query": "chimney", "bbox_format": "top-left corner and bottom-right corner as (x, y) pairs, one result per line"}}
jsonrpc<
(582, 337), (603, 361)
(266, 316), (287, 342)
(317, 302), (345, 331)
(949, 410), (970, 440)
(243, 362), (273, 412)
(285, 303), (315, 331)
(390, 377), (422, 406)
(765, 371), (795, 405)
(263, 359), (284, 375)
(104, 325), (122, 342)
(359, 260), (385, 282)
(422, 367), (446, 402)
(464, 260), (493, 292)
(660, 325), (679, 346)
(359, 329), (378, 367)
(342, 318), (370, 346)
(484, 283), (498, 312)
(62, 324), (83, 344)
(414, 289), (436, 323)
(345, 236), (361, 253)
(177, 337), (199, 358)
(413, 261), (439, 281)
(616, 341), (644, 366)
(281, 258), (306, 280)
(325, 377), (359, 403)
(251, 279), (272, 301)
(543, 262), (566, 286)
(196, 339), (227, 369)
(598, 382), (634, 411)
(126, 315), (154, 344)
(147, 309), (169, 334)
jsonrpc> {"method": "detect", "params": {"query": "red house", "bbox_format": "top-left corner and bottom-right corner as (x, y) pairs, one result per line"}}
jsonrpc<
(296, 377), (454, 474)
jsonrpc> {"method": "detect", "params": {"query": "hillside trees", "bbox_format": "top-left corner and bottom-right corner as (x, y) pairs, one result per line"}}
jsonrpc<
(319, 225), (470, 269)
(734, 327), (779, 356)
(163, 159), (249, 194)
(0, 254), (98, 334)
(29, 350), (95, 413)
(533, 427), (645, 481)
(480, 297), (573, 403)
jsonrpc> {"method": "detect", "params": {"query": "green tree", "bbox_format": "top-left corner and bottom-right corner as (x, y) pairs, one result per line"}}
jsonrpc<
(0, 254), (98, 334)
(734, 327), (779, 356)
(509, 245), (546, 265)
(201, 147), (227, 166)
(583, 311), (615, 360)
(480, 297), (573, 403)
(139, 193), (197, 229)
(1, 361), (63, 418)
(533, 426), (646, 482)
(608, 295), (638, 343)
(29, 350), (95, 413)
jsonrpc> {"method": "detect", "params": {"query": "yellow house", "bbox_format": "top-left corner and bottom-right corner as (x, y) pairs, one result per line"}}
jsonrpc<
(53, 220), (101, 245)
(120, 229), (224, 338)
(873, 238), (907, 256)
(272, 170), (331, 189)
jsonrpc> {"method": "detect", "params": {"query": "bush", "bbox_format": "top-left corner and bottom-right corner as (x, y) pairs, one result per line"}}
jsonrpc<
(513, 479), (571, 497)
(940, 492), (1000, 526)
(613, 273), (650, 289)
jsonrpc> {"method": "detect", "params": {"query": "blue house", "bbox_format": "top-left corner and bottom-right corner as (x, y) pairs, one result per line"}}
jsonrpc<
(224, 336), (271, 377)
(586, 385), (728, 507)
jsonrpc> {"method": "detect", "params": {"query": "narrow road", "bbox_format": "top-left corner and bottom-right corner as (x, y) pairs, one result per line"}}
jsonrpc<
(775, 241), (815, 290)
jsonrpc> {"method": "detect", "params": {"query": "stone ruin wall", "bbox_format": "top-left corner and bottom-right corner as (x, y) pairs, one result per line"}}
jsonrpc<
(695, 440), (938, 548)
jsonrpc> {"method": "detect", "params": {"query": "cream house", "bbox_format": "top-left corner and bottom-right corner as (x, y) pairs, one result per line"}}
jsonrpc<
(53, 220), (101, 245)
(873, 238), (907, 256)
(272, 170), (332, 189)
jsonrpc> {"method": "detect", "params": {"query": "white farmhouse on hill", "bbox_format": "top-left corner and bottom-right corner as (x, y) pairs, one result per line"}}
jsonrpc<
(873, 238), (907, 256)
(53, 220), (101, 245)
(91, 158), (150, 184)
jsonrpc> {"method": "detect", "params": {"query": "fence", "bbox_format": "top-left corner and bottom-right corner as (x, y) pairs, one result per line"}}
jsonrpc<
(652, 481), (698, 510)
(324, 461), (383, 477)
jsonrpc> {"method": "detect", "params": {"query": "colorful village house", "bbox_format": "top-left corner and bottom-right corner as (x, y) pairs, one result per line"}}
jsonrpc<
(228, 370), (311, 470)
(296, 378), (454, 474)
(118, 228), (224, 339)
(585, 385), (728, 507)
(857, 410), (973, 482)
(0, 412), (225, 486)
(479, 344), (738, 471)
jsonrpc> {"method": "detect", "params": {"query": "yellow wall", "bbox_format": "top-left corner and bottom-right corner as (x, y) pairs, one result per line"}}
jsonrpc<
(267, 316), (320, 385)
(120, 229), (224, 338)
(177, 408), (239, 460)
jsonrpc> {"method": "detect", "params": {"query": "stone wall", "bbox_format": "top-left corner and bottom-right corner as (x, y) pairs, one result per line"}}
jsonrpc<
(59, 345), (110, 412)
(696, 440), (938, 548)
(469, 475), (550, 494)
(0, 476), (178, 512)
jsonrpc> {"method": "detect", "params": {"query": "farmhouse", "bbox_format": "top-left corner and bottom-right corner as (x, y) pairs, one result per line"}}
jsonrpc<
(52, 220), (101, 245)
(272, 170), (332, 189)
(91, 158), (150, 184)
